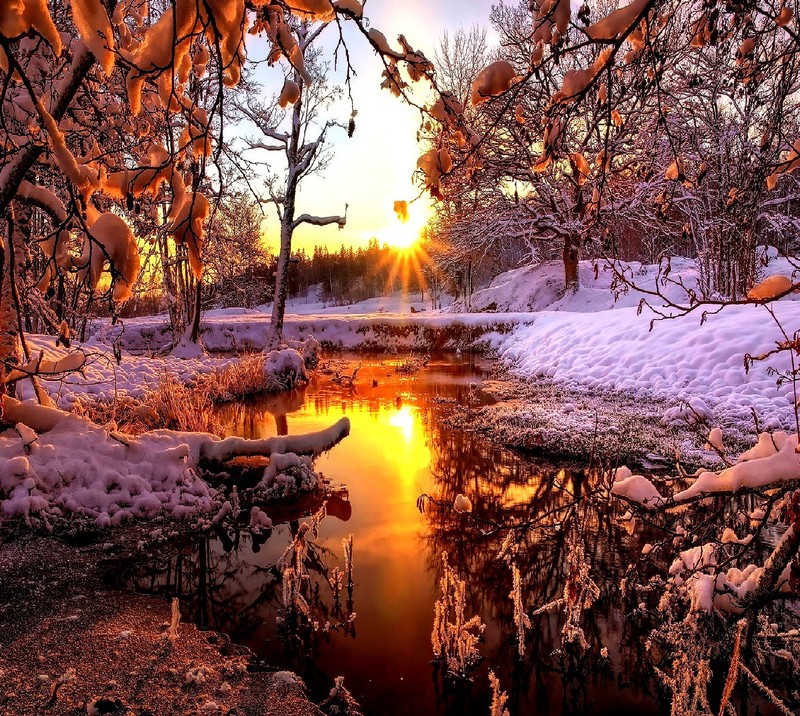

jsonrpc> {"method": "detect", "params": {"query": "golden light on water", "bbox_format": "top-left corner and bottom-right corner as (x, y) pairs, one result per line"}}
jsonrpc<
(388, 404), (415, 443)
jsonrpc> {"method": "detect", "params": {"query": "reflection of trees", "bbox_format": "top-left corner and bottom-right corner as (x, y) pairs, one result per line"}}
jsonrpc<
(218, 387), (308, 438)
(120, 504), (356, 688)
(421, 414), (661, 715)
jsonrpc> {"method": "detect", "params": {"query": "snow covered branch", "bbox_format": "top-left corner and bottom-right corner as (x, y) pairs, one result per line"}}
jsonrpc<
(200, 416), (350, 464)
(291, 213), (346, 230)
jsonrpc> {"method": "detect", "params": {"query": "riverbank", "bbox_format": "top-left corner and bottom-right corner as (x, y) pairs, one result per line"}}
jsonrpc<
(92, 308), (530, 354)
(0, 531), (349, 716)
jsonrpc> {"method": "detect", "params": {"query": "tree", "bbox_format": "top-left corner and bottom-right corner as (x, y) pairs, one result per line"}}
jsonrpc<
(234, 22), (347, 342)
(203, 191), (271, 308)
(413, 3), (800, 711)
(0, 0), (442, 415)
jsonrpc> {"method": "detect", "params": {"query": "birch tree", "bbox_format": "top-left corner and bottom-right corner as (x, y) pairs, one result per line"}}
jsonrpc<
(235, 22), (347, 342)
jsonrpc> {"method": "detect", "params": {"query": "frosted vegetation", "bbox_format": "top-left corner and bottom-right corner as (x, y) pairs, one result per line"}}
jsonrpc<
(2, 0), (800, 715)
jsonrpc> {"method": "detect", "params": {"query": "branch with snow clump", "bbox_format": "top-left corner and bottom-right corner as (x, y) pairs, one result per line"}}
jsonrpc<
(612, 431), (800, 512)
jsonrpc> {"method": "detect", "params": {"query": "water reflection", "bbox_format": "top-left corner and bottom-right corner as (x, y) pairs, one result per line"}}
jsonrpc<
(118, 355), (661, 715)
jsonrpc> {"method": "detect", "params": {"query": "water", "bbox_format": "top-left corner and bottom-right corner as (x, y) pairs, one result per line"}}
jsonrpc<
(118, 354), (662, 715)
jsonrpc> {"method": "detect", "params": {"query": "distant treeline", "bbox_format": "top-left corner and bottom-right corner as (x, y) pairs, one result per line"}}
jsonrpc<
(119, 238), (429, 317)
(291, 239), (427, 305)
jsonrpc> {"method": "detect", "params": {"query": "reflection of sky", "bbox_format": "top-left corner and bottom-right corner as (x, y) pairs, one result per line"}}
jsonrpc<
(241, 2), (497, 253)
(145, 358), (661, 715)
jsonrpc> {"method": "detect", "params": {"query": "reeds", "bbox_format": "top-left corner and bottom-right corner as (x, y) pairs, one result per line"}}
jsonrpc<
(431, 551), (484, 679)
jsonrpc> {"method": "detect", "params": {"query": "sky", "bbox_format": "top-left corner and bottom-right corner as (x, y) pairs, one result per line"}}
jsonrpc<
(244, 1), (498, 255)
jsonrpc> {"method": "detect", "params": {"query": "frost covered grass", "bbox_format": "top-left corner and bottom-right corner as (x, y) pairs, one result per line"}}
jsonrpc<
(146, 373), (223, 434)
(73, 371), (222, 435)
(196, 353), (269, 404)
(431, 551), (485, 680)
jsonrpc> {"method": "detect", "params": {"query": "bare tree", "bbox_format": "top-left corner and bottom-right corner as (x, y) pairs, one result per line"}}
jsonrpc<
(234, 23), (348, 342)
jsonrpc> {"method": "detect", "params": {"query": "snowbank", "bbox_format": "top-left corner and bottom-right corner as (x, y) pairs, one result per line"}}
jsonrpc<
(92, 310), (532, 353)
(460, 252), (799, 314)
(491, 300), (800, 430)
(0, 397), (350, 529)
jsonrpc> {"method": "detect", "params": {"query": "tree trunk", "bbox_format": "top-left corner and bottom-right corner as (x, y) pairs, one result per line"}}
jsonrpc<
(563, 235), (579, 292)
(0, 219), (21, 423)
(190, 278), (202, 342)
(270, 77), (302, 343)
(271, 191), (295, 341)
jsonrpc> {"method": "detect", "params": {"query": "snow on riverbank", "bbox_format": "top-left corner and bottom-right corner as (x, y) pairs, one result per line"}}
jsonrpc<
(74, 252), (800, 436)
(92, 308), (531, 353)
(490, 299), (800, 432)
(16, 335), (232, 408)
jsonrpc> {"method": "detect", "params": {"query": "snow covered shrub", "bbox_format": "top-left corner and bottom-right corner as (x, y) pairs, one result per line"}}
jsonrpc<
(488, 670), (509, 716)
(287, 336), (320, 371)
(320, 676), (363, 716)
(560, 530), (600, 650)
(610, 431), (800, 714)
(276, 504), (357, 641)
(264, 348), (308, 393)
(431, 551), (485, 680)
(146, 372), (222, 434)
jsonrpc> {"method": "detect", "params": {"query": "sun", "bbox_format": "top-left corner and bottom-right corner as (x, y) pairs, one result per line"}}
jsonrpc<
(383, 199), (429, 250)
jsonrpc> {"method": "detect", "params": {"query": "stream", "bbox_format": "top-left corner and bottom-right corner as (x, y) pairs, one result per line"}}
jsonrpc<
(116, 354), (662, 715)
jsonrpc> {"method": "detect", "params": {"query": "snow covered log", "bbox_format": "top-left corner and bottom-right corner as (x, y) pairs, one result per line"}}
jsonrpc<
(199, 417), (350, 464)
(0, 396), (350, 527)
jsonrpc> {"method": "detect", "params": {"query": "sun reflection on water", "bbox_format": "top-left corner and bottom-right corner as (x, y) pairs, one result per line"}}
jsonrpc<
(388, 404), (415, 443)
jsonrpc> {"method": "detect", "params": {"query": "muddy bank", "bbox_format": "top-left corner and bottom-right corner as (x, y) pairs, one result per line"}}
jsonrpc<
(0, 532), (353, 716)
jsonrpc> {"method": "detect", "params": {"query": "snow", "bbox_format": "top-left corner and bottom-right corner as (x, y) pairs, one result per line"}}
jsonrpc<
(705, 427), (723, 451)
(672, 432), (800, 502)
(0, 0), (62, 60)
(264, 348), (306, 389)
(461, 258), (711, 313)
(470, 60), (516, 105)
(611, 469), (664, 507)
(586, 0), (649, 41)
(70, 0), (115, 76)
(0, 396), (349, 528)
(468, 254), (800, 431)
(491, 300), (800, 431)
(170, 330), (207, 359)
(15, 334), (228, 408)
(279, 79), (300, 108)
(82, 212), (141, 302)
(334, 0), (362, 17)
(169, 191), (209, 279)
(0, 411), (217, 526)
(747, 274), (793, 300)
(91, 303), (528, 354)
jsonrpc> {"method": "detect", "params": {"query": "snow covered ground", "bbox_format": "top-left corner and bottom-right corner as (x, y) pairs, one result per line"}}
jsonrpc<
(490, 300), (800, 433)
(475, 254), (800, 432)
(92, 306), (528, 354)
(17, 335), (233, 408)
(74, 252), (800, 436)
